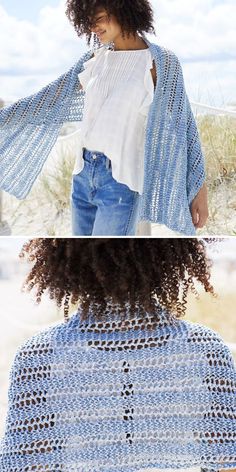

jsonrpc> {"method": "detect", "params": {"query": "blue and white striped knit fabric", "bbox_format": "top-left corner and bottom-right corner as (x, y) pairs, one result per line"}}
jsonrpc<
(0, 37), (206, 235)
(0, 306), (235, 472)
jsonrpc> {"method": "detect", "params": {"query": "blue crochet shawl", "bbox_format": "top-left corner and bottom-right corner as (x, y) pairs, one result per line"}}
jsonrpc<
(0, 38), (206, 235)
(0, 307), (235, 472)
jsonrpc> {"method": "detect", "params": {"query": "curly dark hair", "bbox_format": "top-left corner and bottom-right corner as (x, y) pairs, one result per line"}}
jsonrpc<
(19, 238), (217, 326)
(65, 0), (156, 48)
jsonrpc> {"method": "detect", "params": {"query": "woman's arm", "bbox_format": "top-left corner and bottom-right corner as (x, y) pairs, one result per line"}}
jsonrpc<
(190, 181), (209, 229)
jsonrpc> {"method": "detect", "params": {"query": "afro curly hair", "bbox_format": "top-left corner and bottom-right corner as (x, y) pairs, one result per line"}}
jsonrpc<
(19, 238), (217, 326)
(65, 0), (157, 49)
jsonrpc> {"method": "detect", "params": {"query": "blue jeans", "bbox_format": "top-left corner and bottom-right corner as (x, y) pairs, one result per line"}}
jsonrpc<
(71, 148), (140, 236)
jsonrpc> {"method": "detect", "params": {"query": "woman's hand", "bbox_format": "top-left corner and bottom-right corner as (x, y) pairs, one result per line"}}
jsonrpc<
(190, 182), (209, 229)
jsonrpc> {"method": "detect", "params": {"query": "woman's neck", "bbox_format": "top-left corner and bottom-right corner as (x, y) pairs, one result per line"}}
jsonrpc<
(76, 299), (176, 332)
(108, 34), (149, 52)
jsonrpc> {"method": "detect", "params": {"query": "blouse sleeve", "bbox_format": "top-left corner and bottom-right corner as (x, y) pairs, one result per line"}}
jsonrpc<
(78, 46), (104, 90)
(78, 48), (102, 91)
(78, 55), (96, 90)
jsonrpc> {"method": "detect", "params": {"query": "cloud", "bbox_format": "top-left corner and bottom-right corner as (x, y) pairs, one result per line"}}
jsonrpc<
(0, 1), (88, 100)
(152, 0), (236, 60)
(0, 0), (235, 105)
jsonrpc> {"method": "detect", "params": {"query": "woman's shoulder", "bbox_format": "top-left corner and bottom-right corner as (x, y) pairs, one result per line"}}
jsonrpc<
(150, 41), (182, 73)
(151, 41), (179, 60)
(179, 318), (227, 343)
(82, 44), (106, 62)
(12, 315), (233, 364)
(12, 319), (68, 366)
(177, 319), (234, 359)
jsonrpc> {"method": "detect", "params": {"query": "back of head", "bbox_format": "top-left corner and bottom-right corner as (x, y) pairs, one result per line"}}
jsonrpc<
(20, 237), (216, 324)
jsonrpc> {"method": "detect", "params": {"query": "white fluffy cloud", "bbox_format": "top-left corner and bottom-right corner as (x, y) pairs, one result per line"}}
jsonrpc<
(153, 0), (236, 60)
(0, 1), (88, 100)
(0, 0), (235, 106)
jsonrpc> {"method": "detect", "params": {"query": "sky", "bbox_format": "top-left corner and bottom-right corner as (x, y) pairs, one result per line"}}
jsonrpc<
(0, 0), (59, 22)
(0, 0), (235, 106)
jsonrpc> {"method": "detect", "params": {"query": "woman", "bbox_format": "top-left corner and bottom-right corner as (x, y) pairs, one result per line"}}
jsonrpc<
(0, 1), (208, 236)
(0, 238), (235, 471)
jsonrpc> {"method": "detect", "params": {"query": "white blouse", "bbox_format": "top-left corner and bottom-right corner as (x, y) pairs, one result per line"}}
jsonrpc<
(73, 45), (155, 194)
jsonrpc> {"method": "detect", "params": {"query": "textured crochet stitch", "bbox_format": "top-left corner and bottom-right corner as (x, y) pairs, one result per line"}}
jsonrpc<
(0, 306), (235, 472)
(0, 37), (206, 235)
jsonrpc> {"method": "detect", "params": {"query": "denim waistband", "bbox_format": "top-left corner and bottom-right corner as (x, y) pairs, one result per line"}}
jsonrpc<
(82, 148), (111, 169)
